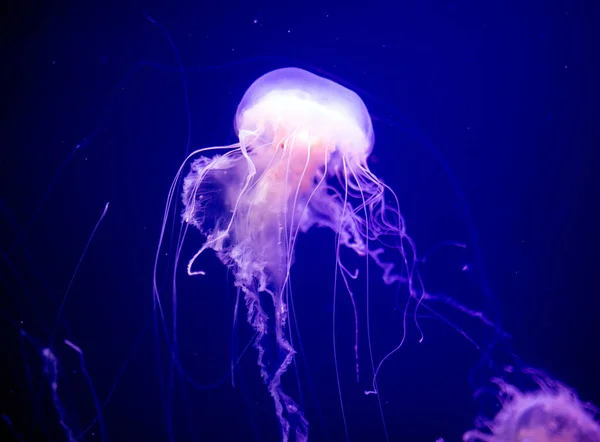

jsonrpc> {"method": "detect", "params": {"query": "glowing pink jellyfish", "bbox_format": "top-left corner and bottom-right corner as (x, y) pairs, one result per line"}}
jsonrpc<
(157, 67), (413, 442)
(464, 369), (600, 442)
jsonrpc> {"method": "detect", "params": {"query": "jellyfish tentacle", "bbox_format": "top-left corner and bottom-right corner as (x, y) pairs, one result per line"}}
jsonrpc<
(269, 288), (308, 442)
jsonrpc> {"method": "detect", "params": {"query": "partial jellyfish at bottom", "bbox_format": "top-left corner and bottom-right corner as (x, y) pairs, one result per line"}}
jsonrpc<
(156, 67), (420, 441)
(463, 367), (600, 442)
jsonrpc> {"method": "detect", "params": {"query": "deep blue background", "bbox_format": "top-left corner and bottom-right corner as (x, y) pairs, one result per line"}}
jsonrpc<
(2, 1), (599, 441)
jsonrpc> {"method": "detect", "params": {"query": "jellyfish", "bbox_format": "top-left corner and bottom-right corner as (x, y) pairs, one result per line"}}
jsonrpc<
(156, 67), (415, 442)
(464, 368), (600, 442)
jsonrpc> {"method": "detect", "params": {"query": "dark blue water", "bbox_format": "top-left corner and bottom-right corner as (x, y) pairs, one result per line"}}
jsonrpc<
(2, 1), (598, 441)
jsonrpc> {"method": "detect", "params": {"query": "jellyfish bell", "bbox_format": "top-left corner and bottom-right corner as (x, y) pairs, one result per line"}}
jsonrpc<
(235, 67), (374, 160)
(159, 67), (409, 442)
(229, 67), (377, 228)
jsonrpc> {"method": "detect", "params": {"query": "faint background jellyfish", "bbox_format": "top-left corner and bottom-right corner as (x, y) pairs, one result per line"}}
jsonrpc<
(463, 367), (600, 442)
(156, 67), (435, 441)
